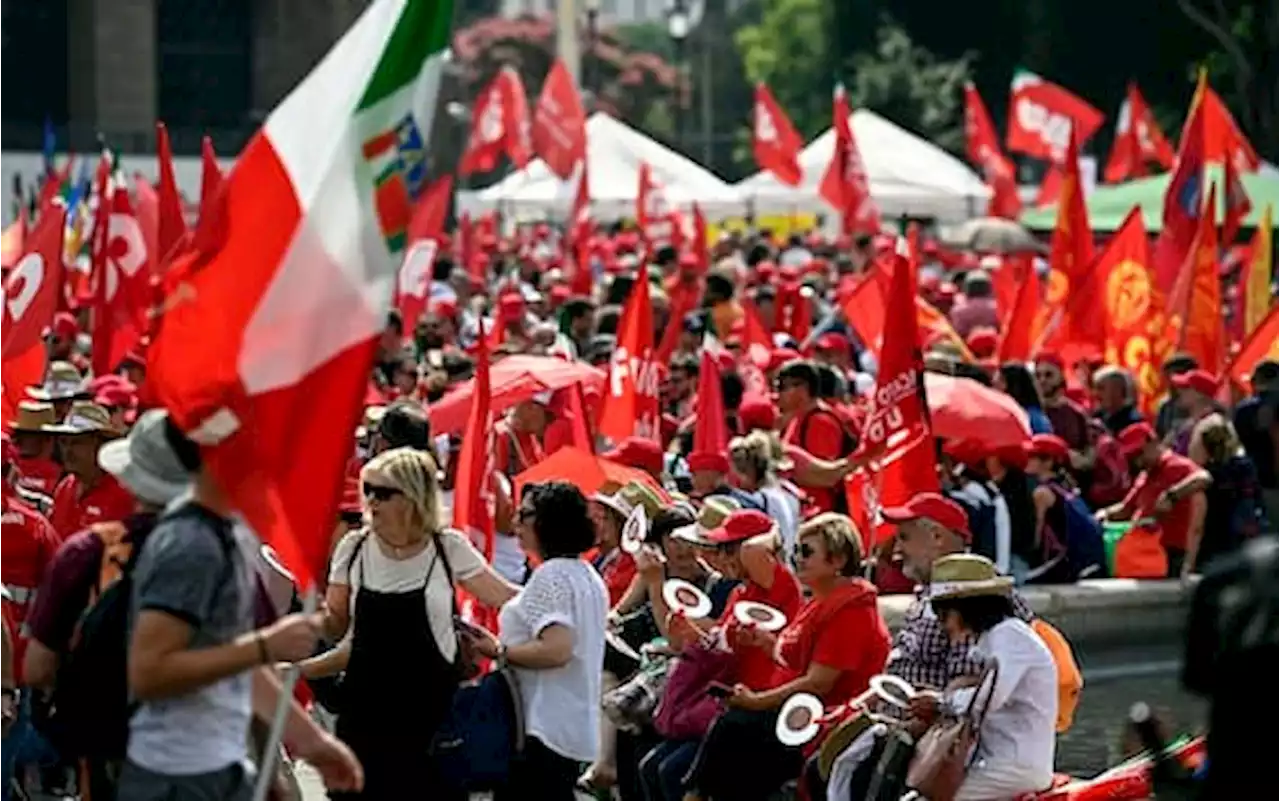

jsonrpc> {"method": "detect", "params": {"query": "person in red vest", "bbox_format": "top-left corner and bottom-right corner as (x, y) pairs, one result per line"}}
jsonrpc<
(777, 360), (856, 513)
(43, 402), (134, 541)
(7, 402), (61, 504)
(0, 433), (58, 693)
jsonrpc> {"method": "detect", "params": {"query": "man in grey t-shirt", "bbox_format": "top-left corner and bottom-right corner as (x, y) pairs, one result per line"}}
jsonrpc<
(121, 417), (362, 800)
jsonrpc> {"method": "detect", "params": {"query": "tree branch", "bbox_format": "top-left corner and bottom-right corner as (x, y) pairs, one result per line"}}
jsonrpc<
(1176, 0), (1252, 81)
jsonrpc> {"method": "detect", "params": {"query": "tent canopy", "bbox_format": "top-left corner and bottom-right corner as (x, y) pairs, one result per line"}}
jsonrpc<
(1021, 166), (1280, 232)
(457, 112), (741, 220)
(735, 109), (990, 224)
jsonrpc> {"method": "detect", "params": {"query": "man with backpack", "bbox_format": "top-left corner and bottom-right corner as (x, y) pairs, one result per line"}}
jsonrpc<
(121, 415), (362, 800)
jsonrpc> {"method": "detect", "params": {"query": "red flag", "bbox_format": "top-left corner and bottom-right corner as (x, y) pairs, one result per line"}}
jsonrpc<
(453, 320), (497, 561)
(199, 136), (225, 222)
(692, 350), (729, 456)
(1104, 82), (1175, 182)
(654, 276), (698, 365)
(691, 202), (710, 273)
(636, 162), (657, 232)
(0, 209), (26, 271)
(1199, 85), (1260, 173)
(1242, 205), (1274, 336)
(819, 85), (880, 235)
(963, 83), (1021, 219)
(597, 263), (659, 444)
(532, 59), (587, 180)
(996, 264), (1041, 362)
(457, 211), (482, 286)
(848, 434), (942, 546)
(459, 68), (530, 175)
(568, 163), (594, 296)
(1006, 69), (1104, 162)
(1039, 126), (1094, 350)
(857, 239), (927, 463)
(1221, 155), (1251, 246)
(1, 206), (65, 422)
(1168, 184), (1224, 374)
(91, 180), (152, 377)
(752, 83), (804, 186)
(35, 158), (73, 217)
(566, 381), (594, 454)
(1223, 305), (1278, 389)
(396, 174), (453, 335)
(1153, 75), (1208, 292)
(155, 122), (189, 267)
(133, 175), (161, 274)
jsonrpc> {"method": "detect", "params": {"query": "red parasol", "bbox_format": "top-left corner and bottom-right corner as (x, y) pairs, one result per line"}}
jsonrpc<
(924, 372), (1031, 449)
(427, 355), (605, 435)
(512, 446), (666, 501)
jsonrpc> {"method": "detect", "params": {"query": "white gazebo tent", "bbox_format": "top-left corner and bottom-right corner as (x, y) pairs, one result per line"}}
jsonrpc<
(736, 109), (990, 224)
(456, 112), (742, 221)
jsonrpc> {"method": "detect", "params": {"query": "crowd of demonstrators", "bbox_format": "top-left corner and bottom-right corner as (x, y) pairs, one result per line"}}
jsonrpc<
(1, 221), (1276, 801)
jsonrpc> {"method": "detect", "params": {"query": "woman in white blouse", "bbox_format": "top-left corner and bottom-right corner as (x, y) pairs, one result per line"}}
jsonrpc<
(301, 447), (517, 800)
(910, 554), (1057, 800)
(466, 480), (608, 801)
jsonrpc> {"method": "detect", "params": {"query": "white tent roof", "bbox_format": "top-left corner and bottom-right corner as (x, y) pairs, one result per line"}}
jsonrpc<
(457, 112), (742, 220)
(736, 109), (990, 223)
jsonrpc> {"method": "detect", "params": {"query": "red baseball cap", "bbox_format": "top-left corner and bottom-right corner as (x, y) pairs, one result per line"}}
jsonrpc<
(1171, 369), (1217, 397)
(48, 311), (78, 341)
(1036, 352), (1066, 373)
(705, 508), (776, 545)
(965, 327), (999, 359)
(738, 397), (778, 432)
(604, 436), (664, 476)
(1024, 433), (1070, 463)
(881, 492), (972, 541)
(687, 450), (730, 474)
(814, 332), (850, 353)
(768, 348), (801, 372)
(1116, 422), (1156, 458)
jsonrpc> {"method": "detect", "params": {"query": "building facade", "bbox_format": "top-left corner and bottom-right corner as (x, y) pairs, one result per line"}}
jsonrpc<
(2, 0), (371, 155)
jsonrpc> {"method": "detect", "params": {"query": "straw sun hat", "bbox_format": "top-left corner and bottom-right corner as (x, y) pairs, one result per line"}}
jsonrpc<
(927, 553), (1013, 600)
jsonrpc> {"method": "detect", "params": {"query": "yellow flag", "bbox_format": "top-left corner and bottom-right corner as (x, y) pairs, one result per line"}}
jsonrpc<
(1245, 205), (1273, 334)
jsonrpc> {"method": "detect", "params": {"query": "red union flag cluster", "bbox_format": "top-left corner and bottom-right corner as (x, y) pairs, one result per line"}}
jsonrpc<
(150, 0), (455, 588)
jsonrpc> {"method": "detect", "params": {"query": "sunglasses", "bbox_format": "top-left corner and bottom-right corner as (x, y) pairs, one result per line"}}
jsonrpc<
(362, 482), (403, 502)
(793, 542), (817, 560)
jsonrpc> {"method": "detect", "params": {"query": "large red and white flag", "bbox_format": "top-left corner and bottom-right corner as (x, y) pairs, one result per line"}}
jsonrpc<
(1103, 82), (1175, 183)
(1, 207), (65, 422)
(396, 174), (453, 335)
(1006, 69), (1104, 162)
(818, 85), (880, 235)
(149, 0), (455, 588)
(752, 83), (804, 186)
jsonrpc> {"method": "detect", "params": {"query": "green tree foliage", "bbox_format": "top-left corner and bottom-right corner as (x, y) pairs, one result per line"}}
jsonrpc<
(844, 20), (974, 156)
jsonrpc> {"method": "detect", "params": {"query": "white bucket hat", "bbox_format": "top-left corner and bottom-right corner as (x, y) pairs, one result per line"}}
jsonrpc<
(97, 409), (192, 506)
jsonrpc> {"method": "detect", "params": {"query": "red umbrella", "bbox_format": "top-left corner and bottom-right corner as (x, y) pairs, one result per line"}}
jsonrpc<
(924, 372), (1031, 449)
(512, 446), (667, 500)
(428, 355), (605, 435)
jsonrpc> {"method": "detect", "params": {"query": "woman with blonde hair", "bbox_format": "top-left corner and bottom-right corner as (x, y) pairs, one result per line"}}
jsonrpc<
(1184, 416), (1264, 570)
(303, 447), (518, 799)
(728, 430), (801, 554)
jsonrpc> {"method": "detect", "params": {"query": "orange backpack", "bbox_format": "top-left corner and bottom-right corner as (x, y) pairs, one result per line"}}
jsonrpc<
(1113, 523), (1169, 579)
(1032, 618), (1083, 733)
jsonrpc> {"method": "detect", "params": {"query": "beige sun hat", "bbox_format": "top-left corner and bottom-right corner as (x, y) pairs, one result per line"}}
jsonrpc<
(8, 401), (57, 433)
(595, 480), (665, 520)
(40, 401), (123, 437)
(670, 495), (744, 546)
(26, 361), (84, 401)
(927, 553), (1013, 600)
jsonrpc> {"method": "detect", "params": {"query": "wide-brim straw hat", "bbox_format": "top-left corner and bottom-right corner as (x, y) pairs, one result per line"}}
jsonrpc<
(8, 401), (57, 433)
(26, 361), (86, 401)
(927, 553), (1013, 600)
(40, 401), (123, 437)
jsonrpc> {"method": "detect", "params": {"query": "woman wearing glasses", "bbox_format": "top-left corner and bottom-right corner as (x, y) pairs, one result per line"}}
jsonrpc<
(683, 513), (891, 801)
(302, 447), (518, 800)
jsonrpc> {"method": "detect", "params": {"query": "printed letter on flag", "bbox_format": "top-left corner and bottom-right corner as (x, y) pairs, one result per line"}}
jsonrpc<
(597, 263), (659, 444)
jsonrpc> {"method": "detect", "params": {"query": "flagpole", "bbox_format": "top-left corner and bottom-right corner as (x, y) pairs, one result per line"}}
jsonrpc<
(249, 586), (318, 801)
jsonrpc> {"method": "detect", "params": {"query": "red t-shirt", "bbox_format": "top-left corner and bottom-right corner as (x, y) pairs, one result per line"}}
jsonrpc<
(595, 548), (637, 608)
(1, 491), (59, 682)
(783, 405), (848, 512)
(15, 456), (61, 498)
(723, 560), (803, 690)
(1119, 450), (1202, 550)
(495, 424), (544, 477)
(771, 579), (890, 705)
(49, 473), (136, 541)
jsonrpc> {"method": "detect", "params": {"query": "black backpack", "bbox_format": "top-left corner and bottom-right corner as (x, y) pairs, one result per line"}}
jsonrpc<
(41, 503), (235, 761)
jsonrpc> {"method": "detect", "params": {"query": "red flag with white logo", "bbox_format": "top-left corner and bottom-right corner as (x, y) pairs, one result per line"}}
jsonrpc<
(91, 179), (153, 377)
(819, 85), (880, 235)
(568, 163), (593, 296)
(752, 83), (804, 186)
(857, 239), (927, 464)
(532, 59), (587, 180)
(598, 263), (659, 444)
(1103, 82), (1175, 183)
(1006, 69), (1104, 162)
(963, 83), (1021, 219)
(458, 72), (510, 175)
(1, 206), (65, 422)
(500, 67), (532, 169)
(397, 174), (453, 335)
